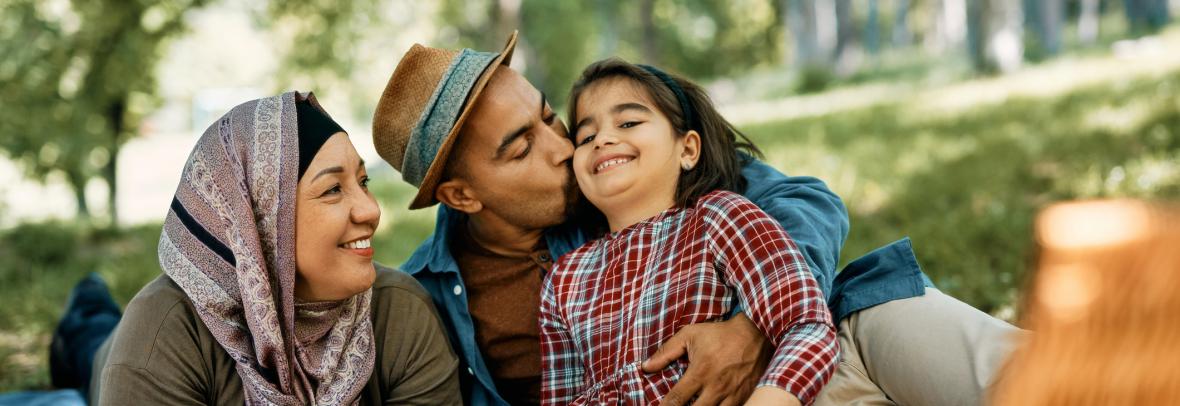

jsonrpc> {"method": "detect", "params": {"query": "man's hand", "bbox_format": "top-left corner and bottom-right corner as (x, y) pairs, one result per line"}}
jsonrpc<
(643, 313), (772, 406)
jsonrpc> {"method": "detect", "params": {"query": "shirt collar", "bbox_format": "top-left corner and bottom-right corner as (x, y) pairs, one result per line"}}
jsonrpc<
(400, 204), (592, 276)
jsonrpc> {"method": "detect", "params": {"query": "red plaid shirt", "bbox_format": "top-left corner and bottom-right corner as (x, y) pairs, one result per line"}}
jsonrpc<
(540, 191), (838, 405)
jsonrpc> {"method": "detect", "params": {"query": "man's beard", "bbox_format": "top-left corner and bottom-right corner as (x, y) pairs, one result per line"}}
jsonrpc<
(562, 170), (609, 236)
(560, 168), (580, 220)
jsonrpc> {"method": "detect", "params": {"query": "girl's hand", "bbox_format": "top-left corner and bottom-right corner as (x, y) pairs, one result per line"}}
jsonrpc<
(744, 387), (802, 406)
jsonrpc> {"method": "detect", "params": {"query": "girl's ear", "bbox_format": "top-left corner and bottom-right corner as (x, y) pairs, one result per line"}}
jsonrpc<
(680, 130), (702, 170)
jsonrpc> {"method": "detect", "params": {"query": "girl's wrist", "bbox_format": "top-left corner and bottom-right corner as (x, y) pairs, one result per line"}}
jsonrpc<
(743, 386), (802, 406)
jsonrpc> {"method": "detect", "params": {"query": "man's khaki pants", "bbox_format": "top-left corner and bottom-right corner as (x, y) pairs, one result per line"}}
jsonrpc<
(814, 288), (1026, 406)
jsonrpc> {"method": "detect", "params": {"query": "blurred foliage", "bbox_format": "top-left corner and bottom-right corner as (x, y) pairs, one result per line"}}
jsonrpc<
(0, 223), (161, 390)
(0, 0), (209, 223)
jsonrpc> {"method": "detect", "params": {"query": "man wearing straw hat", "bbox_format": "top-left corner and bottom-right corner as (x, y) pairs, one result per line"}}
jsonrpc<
(372, 31), (1021, 406)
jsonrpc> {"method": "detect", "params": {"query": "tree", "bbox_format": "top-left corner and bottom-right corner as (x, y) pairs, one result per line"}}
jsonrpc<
(1024, 0), (1064, 59)
(893, 0), (913, 47)
(1123, 0), (1170, 34)
(967, 0), (1024, 74)
(1078, 0), (1102, 45)
(0, 0), (210, 224)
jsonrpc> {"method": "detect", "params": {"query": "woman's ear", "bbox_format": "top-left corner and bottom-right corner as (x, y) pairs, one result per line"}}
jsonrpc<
(435, 179), (483, 214)
(680, 130), (702, 170)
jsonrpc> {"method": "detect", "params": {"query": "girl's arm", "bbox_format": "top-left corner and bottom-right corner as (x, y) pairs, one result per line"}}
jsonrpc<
(702, 191), (839, 405)
(539, 275), (585, 405)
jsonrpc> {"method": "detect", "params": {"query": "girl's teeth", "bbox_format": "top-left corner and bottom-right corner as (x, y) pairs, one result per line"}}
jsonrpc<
(597, 158), (631, 172)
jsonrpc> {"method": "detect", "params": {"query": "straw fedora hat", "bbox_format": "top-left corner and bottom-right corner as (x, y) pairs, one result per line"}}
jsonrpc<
(372, 31), (518, 209)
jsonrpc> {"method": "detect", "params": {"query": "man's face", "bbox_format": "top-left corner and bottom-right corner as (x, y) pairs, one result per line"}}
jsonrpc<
(446, 67), (577, 230)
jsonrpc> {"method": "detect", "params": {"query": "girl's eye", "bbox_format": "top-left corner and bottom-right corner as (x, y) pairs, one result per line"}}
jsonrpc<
(359, 176), (370, 190)
(620, 121), (641, 129)
(577, 134), (596, 147)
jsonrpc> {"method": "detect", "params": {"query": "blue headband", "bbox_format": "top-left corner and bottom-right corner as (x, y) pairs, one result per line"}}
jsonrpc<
(638, 64), (697, 133)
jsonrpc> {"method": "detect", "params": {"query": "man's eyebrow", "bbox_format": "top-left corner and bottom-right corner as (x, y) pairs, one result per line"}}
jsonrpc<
(494, 91), (548, 159)
(495, 123), (532, 159)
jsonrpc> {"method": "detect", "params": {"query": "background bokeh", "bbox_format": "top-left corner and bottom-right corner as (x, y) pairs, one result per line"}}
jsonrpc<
(1, 0), (1178, 391)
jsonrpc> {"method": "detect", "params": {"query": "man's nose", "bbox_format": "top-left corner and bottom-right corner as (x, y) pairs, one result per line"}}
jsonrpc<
(544, 124), (574, 165)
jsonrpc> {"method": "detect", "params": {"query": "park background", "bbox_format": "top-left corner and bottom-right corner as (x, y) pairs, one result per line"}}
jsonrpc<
(1, 0), (1178, 391)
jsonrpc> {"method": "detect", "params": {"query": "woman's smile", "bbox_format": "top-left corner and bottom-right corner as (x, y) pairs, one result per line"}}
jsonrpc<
(339, 236), (374, 258)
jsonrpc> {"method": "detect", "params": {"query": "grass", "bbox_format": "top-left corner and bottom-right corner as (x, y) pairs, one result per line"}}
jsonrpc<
(3, 49), (1180, 393)
(743, 71), (1180, 314)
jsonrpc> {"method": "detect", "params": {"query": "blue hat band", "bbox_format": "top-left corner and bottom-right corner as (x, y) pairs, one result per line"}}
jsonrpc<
(401, 48), (499, 187)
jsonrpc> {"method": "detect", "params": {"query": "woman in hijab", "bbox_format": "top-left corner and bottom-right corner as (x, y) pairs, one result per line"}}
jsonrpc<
(90, 92), (461, 405)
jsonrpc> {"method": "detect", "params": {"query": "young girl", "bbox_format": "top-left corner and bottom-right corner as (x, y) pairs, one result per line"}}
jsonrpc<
(540, 59), (838, 405)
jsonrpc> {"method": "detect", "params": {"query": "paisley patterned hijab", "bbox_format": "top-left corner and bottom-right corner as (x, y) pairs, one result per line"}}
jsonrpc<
(158, 91), (375, 405)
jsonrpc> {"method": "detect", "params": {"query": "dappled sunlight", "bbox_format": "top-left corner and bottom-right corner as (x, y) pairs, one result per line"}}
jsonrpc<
(1082, 100), (1159, 134)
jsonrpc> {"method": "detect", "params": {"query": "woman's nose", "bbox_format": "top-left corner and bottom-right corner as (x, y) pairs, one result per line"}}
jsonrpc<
(351, 190), (381, 227)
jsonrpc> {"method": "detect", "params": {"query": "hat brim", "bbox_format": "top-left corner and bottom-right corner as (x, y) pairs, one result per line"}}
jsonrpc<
(408, 31), (518, 210)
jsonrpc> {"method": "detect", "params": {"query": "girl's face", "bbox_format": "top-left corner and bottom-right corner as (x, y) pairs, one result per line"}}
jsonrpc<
(571, 77), (699, 223)
(294, 133), (380, 301)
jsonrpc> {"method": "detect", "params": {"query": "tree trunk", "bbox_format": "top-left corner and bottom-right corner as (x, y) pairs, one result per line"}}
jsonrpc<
(1122, 0), (1167, 33)
(1078, 0), (1101, 45)
(596, 0), (618, 56)
(640, 0), (659, 64)
(893, 0), (912, 47)
(784, 0), (821, 68)
(1025, 0), (1063, 57)
(968, 0), (1024, 74)
(866, 0), (880, 55)
(66, 171), (91, 220)
(106, 100), (125, 226)
(931, 0), (968, 52)
(834, 0), (854, 59)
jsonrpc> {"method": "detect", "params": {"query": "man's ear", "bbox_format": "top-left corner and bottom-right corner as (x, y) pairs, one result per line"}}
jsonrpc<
(435, 179), (483, 214)
(680, 130), (702, 170)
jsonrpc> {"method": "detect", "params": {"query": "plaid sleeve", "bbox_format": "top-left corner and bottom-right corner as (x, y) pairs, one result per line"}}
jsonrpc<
(700, 191), (839, 405)
(540, 271), (585, 405)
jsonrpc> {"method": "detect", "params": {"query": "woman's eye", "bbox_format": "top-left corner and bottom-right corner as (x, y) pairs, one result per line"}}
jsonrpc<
(620, 121), (641, 129)
(359, 177), (370, 190)
(322, 184), (342, 196)
(577, 134), (596, 147)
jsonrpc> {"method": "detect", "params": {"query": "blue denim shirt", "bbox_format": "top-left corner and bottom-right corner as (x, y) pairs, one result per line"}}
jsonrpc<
(400, 159), (931, 406)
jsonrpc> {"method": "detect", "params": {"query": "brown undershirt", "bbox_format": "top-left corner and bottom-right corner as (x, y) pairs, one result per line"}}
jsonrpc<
(451, 223), (553, 406)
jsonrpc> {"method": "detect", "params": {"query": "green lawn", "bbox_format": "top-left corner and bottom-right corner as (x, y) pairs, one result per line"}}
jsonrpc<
(2, 65), (1178, 392)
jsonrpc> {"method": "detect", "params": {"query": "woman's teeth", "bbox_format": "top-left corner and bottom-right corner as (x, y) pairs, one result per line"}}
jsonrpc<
(595, 157), (632, 173)
(342, 239), (371, 249)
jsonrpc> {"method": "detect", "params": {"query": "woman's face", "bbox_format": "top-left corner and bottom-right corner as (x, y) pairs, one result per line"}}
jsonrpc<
(571, 77), (697, 217)
(294, 133), (380, 301)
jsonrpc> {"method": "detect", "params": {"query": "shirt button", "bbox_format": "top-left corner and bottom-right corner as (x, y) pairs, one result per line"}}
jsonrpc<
(453, 285), (463, 296)
(467, 367), (475, 375)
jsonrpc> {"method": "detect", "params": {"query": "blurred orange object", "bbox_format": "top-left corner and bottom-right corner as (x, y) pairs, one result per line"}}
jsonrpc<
(991, 199), (1180, 405)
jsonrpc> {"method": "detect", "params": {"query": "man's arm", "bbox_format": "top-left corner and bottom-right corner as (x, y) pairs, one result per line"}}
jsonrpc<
(739, 157), (849, 297)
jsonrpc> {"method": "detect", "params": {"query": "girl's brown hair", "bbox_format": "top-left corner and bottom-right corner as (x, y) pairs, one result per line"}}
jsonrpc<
(567, 58), (762, 209)
(990, 200), (1180, 405)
